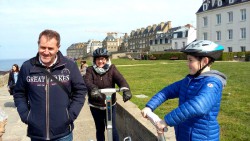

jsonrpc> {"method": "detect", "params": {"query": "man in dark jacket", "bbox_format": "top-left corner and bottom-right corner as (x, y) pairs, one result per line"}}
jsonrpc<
(14, 29), (87, 141)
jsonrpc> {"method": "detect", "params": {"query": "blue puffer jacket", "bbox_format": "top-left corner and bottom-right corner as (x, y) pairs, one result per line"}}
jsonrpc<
(146, 70), (227, 141)
(14, 51), (87, 140)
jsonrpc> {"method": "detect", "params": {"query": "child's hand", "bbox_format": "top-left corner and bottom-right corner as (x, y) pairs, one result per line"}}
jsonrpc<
(141, 107), (152, 118)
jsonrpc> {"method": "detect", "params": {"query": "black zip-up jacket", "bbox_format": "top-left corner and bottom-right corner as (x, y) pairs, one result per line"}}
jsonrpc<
(8, 70), (18, 95)
(84, 64), (130, 107)
(14, 51), (87, 140)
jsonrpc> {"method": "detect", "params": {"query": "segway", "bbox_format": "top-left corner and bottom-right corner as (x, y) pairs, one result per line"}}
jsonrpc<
(99, 88), (132, 141)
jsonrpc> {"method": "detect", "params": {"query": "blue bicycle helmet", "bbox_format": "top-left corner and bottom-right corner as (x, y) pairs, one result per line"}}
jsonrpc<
(181, 40), (224, 60)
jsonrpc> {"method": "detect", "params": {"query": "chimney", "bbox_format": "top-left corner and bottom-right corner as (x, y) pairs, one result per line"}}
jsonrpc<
(160, 22), (165, 28)
(167, 21), (172, 28)
(147, 25), (152, 31)
(107, 32), (112, 36)
(185, 24), (192, 28)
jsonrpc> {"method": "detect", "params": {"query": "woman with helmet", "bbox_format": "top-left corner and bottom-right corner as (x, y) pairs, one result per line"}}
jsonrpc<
(141, 40), (227, 141)
(84, 48), (132, 141)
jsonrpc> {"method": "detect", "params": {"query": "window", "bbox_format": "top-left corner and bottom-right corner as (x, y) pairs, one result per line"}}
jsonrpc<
(241, 9), (246, 21)
(241, 46), (246, 52)
(173, 33), (177, 38)
(228, 29), (233, 40)
(218, 0), (222, 6)
(174, 42), (178, 49)
(165, 38), (168, 44)
(155, 39), (158, 44)
(228, 11), (233, 22)
(150, 40), (153, 45)
(203, 32), (208, 40)
(203, 3), (208, 11)
(228, 47), (233, 52)
(216, 31), (221, 40)
(203, 17), (208, 27)
(216, 14), (221, 24)
(240, 28), (246, 39)
(160, 39), (162, 44)
(183, 31), (186, 38)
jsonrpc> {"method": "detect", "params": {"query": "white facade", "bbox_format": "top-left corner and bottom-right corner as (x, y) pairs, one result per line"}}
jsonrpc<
(149, 25), (197, 52)
(90, 40), (102, 53)
(196, 0), (250, 52)
(171, 26), (197, 49)
(86, 40), (102, 54)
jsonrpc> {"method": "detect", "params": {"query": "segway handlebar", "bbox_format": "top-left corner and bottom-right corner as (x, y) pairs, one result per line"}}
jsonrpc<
(146, 111), (167, 141)
(99, 87), (129, 96)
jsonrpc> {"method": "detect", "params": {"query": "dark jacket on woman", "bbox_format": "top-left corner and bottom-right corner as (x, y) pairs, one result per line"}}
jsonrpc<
(13, 51), (87, 140)
(84, 64), (129, 107)
(8, 70), (17, 95)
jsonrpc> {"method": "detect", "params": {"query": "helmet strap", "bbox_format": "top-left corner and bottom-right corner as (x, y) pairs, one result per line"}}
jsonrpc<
(193, 57), (213, 77)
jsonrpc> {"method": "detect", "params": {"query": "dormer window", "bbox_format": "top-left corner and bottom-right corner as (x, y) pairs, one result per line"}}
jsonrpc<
(229, 0), (234, 3)
(218, 0), (222, 6)
(203, 3), (208, 11)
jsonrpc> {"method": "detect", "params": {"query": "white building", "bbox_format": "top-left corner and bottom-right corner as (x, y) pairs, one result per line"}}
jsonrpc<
(90, 40), (102, 53)
(196, 0), (250, 52)
(171, 24), (197, 50)
(149, 24), (196, 52)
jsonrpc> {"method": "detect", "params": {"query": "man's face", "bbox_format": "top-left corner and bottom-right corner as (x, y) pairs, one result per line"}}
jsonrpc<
(38, 35), (59, 67)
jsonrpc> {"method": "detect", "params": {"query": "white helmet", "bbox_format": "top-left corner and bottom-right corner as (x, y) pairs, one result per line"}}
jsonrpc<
(181, 40), (224, 60)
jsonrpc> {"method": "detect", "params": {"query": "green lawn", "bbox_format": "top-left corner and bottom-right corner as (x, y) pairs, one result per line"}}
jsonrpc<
(110, 59), (250, 141)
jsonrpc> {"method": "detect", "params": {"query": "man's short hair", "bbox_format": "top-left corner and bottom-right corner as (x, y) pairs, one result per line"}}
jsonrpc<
(38, 29), (60, 47)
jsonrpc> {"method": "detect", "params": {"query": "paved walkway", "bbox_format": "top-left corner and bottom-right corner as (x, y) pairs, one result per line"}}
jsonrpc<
(0, 85), (96, 141)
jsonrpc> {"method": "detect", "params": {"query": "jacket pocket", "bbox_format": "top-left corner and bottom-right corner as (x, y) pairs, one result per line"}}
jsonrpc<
(50, 108), (71, 135)
(27, 110), (44, 137)
(26, 110), (31, 124)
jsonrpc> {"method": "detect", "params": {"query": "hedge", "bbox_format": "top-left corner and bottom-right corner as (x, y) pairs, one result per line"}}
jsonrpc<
(149, 51), (250, 61)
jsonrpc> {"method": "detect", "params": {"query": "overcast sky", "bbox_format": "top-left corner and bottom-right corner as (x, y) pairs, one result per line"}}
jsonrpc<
(0, 0), (202, 60)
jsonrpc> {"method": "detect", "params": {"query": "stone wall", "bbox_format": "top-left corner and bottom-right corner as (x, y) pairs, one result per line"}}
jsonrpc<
(116, 94), (176, 141)
(111, 53), (127, 59)
(0, 74), (9, 87)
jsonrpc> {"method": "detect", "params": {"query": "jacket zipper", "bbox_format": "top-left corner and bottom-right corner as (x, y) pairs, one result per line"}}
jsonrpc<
(45, 70), (50, 140)
(66, 108), (72, 131)
(26, 110), (31, 124)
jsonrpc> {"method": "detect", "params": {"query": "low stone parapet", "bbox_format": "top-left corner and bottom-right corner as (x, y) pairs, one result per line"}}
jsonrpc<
(116, 94), (176, 141)
(0, 74), (9, 87)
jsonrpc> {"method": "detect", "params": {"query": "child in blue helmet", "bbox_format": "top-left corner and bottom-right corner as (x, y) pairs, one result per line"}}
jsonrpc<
(141, 40), (227, 141)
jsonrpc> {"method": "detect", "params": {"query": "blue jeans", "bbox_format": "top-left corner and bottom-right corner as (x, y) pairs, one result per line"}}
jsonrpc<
(31, 132), (73, 141)
(90, 105), (119, 141)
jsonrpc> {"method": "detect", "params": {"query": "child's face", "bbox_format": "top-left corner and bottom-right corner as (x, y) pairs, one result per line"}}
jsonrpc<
(187, 55), (203, 75)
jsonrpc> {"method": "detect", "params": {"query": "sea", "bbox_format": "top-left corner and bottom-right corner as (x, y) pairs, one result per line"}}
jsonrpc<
(0, 58), (28, 71)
